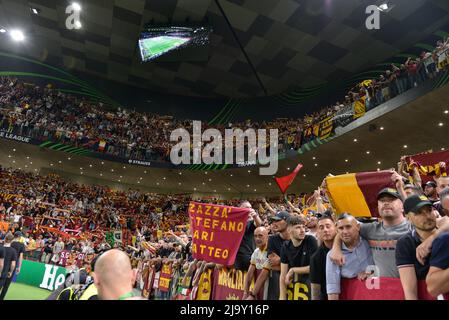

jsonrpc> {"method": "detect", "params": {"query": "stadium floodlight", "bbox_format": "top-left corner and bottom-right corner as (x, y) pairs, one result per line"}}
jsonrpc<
(72, 2), (82, 11)
(10, 29), (25, 41)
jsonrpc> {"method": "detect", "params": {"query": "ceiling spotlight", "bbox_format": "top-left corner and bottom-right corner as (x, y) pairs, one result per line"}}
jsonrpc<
(205, 172), (208, 175)
(0, 28), (7, 33)
(12, 160), (15, 163)
(287, 168), (290, 171)
(194, 188), (197, 191)
(72, 2), (82, 11)
(58, 160), (62, 164)
(312, 157), (316, 160)
(140, 177), (143, 180)
(111, 169), (114, 172)
(439, 122), (444, 127)
(101, 162), (104, 165)
(123, 166), (126, 169)
(214, 190), (217, 192)
(10, 29), (25, 42)
(246, 185), (250, 187)
(380, 127), (384, 130)
(353, 139), (358, 142)
(228, 188), (231, 191)
(89, 164), (92, 168)
(120, 176), (123, 178)
(378, 161), (382, 165)
(230, 174), (233, 177)
(118, 180), (121, 182)
(254, 189), (257, 192)
(442, 148), (446, 151)
(81, 172), (84, 175)
(444, 110), (449, 114)
(377, 168), (381, 171)
(303, 174), (306, 177)
(202, 182), (205, 185)
(366, 151), (370, 154)
(13, 149), (16, 152)
(100, 174), (103, 177)
(163, 177), (166, 180)
(50, 164), (54, 166)
(314, 163), (318, 167)
(269, 183), (272, 186)
(178, 183), (182, 185)
(208, 178), (212, 182)
(179, 172), (182, 175)
(31, 7), (40, 15)
(248, 170), (251, 173)
(137, 181), (140, 184)
(144, 171), (147, 174)
(403, 145), (408, 149)
(345, 159), (349, 162)
(68, 157), (71, 160)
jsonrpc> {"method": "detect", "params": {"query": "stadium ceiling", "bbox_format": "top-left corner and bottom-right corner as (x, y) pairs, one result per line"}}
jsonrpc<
(1, 83), (448, 197)
(0, 0), (449, 99)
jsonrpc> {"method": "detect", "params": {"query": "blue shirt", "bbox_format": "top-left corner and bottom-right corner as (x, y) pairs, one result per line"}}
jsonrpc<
(326, 237), (374, 295)
(429, 231), (449, 270)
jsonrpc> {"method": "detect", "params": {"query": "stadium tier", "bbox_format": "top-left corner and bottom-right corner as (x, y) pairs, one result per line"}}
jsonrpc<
(1, 0), (449, 308)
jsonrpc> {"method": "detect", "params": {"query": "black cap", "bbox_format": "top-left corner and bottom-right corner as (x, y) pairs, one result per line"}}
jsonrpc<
(269, 211), (290, 222)
(425, 181), (437, 188)
(404, 195), (433, 214)
(377, 188), (401, 200)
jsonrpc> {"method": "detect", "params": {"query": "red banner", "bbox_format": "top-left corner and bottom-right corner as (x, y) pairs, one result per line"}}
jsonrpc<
(211, 268), (263, 300)
(275, 164), (303, 194)
(188, 202), (249, 265)
(340, 278), (436, 300)
(158, 263), (173, 293)
(405, 150), (449, 183)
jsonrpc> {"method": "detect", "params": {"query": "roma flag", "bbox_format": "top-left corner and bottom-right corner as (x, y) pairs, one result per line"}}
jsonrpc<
(353, 96), (366, 119)
(98, 140), (106, 152)
(404, 150), (449, 183)
(275, 164), (303, 194)
(325, 171), (394, 217)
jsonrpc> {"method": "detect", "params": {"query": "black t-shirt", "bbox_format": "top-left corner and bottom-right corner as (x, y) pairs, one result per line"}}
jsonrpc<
(396, 230), (430, 280)
(310, 244), (330, 300)
(11, 241), (25, 259)
(268, 233), (288, 257)
(234, 221), (256, 270)
(0, 245), (18, 278)
(280, 236), (318, 283)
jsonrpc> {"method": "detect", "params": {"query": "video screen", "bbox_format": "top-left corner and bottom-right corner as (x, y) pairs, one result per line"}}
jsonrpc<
(138, 25), (211, 62)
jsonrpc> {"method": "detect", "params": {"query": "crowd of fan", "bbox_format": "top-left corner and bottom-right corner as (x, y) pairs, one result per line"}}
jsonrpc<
(1, 39), (448, 162)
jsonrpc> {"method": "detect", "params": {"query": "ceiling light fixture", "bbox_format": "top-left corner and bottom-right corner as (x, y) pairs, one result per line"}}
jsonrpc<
(10, 29), (25, 42)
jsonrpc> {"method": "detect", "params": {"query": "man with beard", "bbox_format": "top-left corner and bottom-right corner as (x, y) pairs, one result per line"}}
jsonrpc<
(433, 175), (449, 216)
(243, 227), (270, 300)
(423, 181), (439, 204)
(310, 211), (337, 300)
(396, 195), (437, 299)
(331, 185), (411, 278)
(280, 215), (318, 300)
(266, 211), (290, 300)
(234, 201), (262, 271)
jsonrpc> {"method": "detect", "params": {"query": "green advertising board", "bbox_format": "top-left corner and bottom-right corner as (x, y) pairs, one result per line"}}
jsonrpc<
(16, 260), (67, 291)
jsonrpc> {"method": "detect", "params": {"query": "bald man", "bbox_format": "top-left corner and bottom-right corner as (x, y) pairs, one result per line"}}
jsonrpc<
(93, 249), (141, 300)
(243, 227), (270, 300)
(326, 214), (374, 300)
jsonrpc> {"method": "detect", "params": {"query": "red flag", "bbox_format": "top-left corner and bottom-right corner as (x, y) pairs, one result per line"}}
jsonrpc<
(275, 164), (303, 194)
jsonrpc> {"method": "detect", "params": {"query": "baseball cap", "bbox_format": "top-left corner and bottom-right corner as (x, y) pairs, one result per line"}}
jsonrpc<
(404, 195), (433, 214)
(425, 181), (437, 188)
(269, 211), (290, 222)
(377, 188), (401, 200)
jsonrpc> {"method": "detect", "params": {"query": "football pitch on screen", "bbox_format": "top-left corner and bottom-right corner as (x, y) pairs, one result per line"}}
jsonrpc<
(141, 36), (190, 60)
(4, 283), (49, 300)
